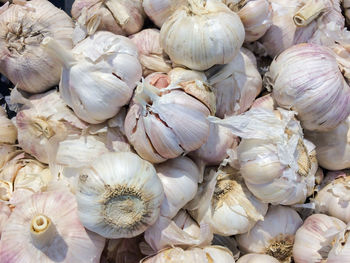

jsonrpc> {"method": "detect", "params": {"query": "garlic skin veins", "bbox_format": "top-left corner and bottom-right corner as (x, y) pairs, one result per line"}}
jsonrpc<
(160, 0), (245, 70)
(237, 253), (279, 263)
(0, 190), (105, 263)
(293, 214), (346, 263)
(0, 107), (17, 144)
(76, 152), (164, 239)
(0, 0), (74, 93)
(236, 205), (303, 262)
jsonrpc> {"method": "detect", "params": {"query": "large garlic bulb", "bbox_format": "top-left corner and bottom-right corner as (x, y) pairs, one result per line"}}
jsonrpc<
(237, 253), (279, 263)
(211, 108), (317, 205)
(76, 152), (164, 239)
(0, 107), (17, 144)
(0, 190), (105, 262)
(160, 0), (245, 70)
(206, 47), (262, 118)
(236, 205), (303, 262)
(293, 214), (346, 263)
(43, 31), (142, 124)
(125, 73), (214, 163)
(0, 0), (74, 93)
(188, 166), (268, 236)
(265, 43), (350, 132)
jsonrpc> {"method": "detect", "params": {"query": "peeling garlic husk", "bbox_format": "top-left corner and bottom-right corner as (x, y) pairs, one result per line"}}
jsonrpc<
(0, 0), (74, 93)
(326, 223), (350, 262)
(144, 210), (213, 252)
(0, 107), (17, 144)
(265, 43), (350, 132)
(210, 108), (317, 205)
(237, 253), (279, 263)
(76, 152), (164, 239)
(237, 205), (303, 262)
(205, 48), (262, 118)
(160, 0), (245, 70)
(0, 190), (105, 262)
(0, 144), (17, 168)
(187, 166), (268, 236)
(129, 29), (172, 76)
(293, 214), (346, 263)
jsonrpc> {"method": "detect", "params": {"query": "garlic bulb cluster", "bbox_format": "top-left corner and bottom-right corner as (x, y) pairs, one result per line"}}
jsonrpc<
(0, 0), (74, 93)
(129, 29), (172, 76)
(237, 205), (303, 262)
(76, 152), (164, 239)
(206, 47), (262, 118)
(160, 0), (245, 70)
(0, 190), (105, 262)
(125, 73), (214, 163)
(211, 108), (317, 205)
(266, 43), (350, 132)
(43, 31), (142, 124)
(237, 253), (279, 263)
(188, 166), (268, 236)
(0, 107), (17, 144)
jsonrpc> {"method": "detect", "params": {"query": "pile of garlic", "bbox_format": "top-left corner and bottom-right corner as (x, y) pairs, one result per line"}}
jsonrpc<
(2, 0), (350, 262)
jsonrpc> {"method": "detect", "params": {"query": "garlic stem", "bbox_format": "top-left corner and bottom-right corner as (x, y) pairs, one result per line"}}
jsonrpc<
(104, 0), (130, 27)
(31, 117), (55, 138)
(87, 14), (102, 35)
(293, 0), (328, 27)
(41, 37), (75, 68)
(30, 214), (57, 249)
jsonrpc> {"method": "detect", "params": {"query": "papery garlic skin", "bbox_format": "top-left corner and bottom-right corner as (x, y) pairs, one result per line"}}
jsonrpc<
(76, 152), (164, 239)
(237, 253), (279, 263)
(0, 190), (105, 263)
(293, 214), (346, 263)
(327, 223), (350, 262)
(0, 107), (17, 144)
(251, 94), (275, 111)
(0, 0), (73, 93)
(237, 205), (303, 262)
(266, 43), (350, 132)
(0, 202), (11, 238)
(160, 0), (245, 70)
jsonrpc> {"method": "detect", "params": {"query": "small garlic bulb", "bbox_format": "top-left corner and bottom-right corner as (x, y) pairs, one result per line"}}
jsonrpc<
(0, 0), (74, 93)
(76, 152), (164, 238)
(125, 73), (213, 163)
(160, 0), (245, 70)
(211, 108), (317, 205)
(129, 29), (172, 76)
(0, 107), (17, 144)
(237, 253), (279, 263)
(237, 0), (272, 42)
(236, 205), (303, 262)
(293, 214), (346, 263)
(0, 190), (105, 262)
(188, 166), (268, 236)
(206, 47), (262, 118)
(265, 43), (350, 132)
(43, 31), (142, 124)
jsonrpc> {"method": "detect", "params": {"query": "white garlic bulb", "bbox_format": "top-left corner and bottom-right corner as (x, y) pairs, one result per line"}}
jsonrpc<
(129, 29), (172, 76)
(188, 166), (268, 236)
(206, 48), (262, 118)
(293, 214), (346, 263)
(266, 43), (350, 132)
(76, 152), (164, 239)
(237, 253), (279, 263)
(211, 108), (317, 205)
(125, 73), (213, 163)
(0, 107), (17, 144)
(43, 31), (142, 124)
(160, 0), (245, 70)
(0, 190), (105, 262)
(236, 205), (303, 262)
(0, 0), (74, 93)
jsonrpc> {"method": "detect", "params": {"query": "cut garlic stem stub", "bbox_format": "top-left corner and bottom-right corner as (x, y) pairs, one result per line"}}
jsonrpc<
(42, 37), (76, 68)
(30, 214), (56, 249)
(293, 0), (328, 27)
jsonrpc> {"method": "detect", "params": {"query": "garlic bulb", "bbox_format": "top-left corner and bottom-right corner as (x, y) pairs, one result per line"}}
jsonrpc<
(125, 73), (213, 163)
(188, 166), (268, 236)
(0, 0), (74, 93)
(0, 107), (17, 144)
(129, 29), (172, 76)
(237, 0), (272, 42)
(206, 48), (262, 118)
(237, 253), (279, 263)
(265, 43), (350, 132)
(76, 152), (164, 238)
(144, 210), (213, 252)
(0, 202), (11, 238)
(160, 0), (245, 70)
(0, 190), (105, 262)
(211, 108), (317, 205)
(293, 214), (346, 263)
(236, 205), (303, 262)
(14, 89), (87, 164)
(141, 245), (236, 263)
(43, 31), (142, 124)
(71, 0), (144, 37)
